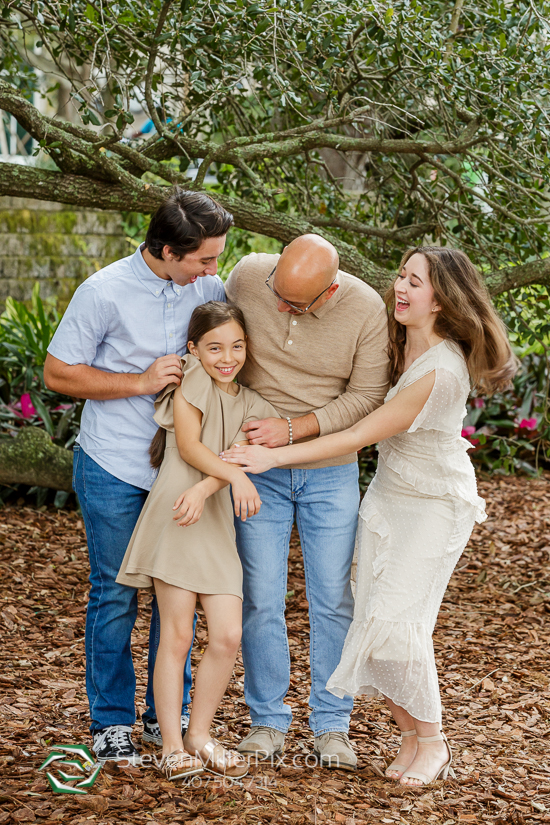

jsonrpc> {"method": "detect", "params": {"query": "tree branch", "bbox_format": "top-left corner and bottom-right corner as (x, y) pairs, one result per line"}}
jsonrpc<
(0, 161), (391, 290)
(0, 161), (545, 295)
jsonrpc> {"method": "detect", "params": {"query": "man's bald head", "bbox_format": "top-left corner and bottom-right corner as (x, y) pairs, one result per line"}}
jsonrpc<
(272, 234), (340, 314)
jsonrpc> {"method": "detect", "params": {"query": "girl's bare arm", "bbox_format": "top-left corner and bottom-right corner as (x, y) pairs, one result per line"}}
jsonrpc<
(173, 390), (260, 518)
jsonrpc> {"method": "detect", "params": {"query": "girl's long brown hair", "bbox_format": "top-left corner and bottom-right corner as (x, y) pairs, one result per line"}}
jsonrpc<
(149, 301), (247, 469)
(385, 247), (518, 392)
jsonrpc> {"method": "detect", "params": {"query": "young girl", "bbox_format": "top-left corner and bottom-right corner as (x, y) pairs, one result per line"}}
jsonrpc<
(222, 248), (516, 787)
(117, 301), (279, 781)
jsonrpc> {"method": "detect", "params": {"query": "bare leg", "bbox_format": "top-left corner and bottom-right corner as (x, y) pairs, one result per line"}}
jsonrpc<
(384, 695), (417, 779)
(152, 579), (197, 758)
(183, 593), (242, 753)
(384, 695), (450, 784)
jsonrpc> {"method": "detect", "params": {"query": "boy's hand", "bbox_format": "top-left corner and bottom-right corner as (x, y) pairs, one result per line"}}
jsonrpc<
(231, 473), (262, 521)
(172, 484), (208, 527)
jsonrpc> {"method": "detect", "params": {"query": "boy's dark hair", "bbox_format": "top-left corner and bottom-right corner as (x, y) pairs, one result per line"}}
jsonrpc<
(145, 188), (233, 260)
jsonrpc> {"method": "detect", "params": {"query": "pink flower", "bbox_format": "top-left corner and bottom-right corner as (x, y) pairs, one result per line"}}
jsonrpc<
(20, 393), (36, 419)
(473, 398), (485, 409)
(518, 417), (537, 431)
(461, 425), (479, 448)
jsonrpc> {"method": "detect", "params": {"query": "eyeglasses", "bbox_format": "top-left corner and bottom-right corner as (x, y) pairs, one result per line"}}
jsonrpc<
(265, 267), (336, 314)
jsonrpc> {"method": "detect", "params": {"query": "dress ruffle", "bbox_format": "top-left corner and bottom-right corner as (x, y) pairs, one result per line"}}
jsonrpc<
(328, 493), (445, 723)
(377, 444), (487, 524)
(326, 614), (442, 722)
(153, 353), (212, 432)
(359, 495), (390, 581)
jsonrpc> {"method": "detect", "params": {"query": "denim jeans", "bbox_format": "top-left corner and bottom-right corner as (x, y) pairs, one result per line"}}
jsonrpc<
(234, 463), (359, 736)
(73, 446), (193, 732)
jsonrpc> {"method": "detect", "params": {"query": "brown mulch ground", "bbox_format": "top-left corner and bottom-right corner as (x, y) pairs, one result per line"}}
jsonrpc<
(0, 474), (549, 825)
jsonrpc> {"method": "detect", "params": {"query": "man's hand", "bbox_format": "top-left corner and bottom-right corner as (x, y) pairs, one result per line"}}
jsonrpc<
(172, 484), (208, 527)
(230, 473), (262, 521)
(139, 354), (183, 395)
(241, 417), (290, 447)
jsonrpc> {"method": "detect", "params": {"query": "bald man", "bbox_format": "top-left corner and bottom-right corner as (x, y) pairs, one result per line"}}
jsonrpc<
(225, 235), (389, 770)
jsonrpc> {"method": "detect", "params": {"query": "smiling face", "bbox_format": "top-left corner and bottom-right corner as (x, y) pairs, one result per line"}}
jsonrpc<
(394, 252), (441, 329)
(158, 235), (227, 286)
(188, 320), (247, 391)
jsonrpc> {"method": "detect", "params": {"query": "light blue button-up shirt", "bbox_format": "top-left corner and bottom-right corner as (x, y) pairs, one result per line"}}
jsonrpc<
(48, 244), (225, 489)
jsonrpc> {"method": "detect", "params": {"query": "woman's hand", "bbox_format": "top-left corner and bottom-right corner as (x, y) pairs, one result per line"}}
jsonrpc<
(221, 444), (277, 475)
(172, 484), (208, 527)
(230, 472), (262, 521)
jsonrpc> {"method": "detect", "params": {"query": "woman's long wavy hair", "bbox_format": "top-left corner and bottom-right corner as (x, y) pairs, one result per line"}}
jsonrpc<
(149, 301), (247, 469)
(385, 247), (518, 392)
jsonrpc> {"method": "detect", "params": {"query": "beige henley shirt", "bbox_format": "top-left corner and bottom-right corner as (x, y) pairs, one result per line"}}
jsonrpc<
(225, 252), (390, 469)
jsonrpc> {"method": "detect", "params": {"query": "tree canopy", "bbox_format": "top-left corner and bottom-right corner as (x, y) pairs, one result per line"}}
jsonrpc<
(0, 0), (549, 294)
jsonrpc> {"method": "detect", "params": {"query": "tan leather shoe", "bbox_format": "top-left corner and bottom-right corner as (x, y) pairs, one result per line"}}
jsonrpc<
(314, 732), (357, 771)
(237, 726), (285, 760)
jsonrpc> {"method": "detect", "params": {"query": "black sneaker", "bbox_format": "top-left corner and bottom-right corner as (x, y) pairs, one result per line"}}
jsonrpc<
(92, 725), (140, 765)
(142, 713), (190, 747)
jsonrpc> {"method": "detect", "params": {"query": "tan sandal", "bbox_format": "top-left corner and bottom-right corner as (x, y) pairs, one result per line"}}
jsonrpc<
(160, 749), (204, 781)
(385, 729), (417, 779)
(400, 732), (455, 786)
(193, 738), (249, 778)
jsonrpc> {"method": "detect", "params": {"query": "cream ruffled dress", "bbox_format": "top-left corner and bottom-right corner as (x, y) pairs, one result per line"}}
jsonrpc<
(326, 340), (486, 723)
(116, 354), (278, 599)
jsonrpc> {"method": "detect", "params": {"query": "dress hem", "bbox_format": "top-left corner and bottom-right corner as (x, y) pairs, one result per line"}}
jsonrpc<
(117, 566), (243, 599)
(326, 679), (441, 725)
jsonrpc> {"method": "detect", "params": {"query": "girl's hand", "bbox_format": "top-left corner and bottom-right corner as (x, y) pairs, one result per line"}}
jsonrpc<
(172, 484), (208, 527)
(230, 473), (262, 521)
(221, 444), (277, 475)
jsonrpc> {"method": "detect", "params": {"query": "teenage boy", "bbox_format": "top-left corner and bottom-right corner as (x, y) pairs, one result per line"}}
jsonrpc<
(44, 189), (233, 762)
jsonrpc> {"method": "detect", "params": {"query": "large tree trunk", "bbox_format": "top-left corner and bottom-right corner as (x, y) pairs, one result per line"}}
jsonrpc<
(0, 428), (73, 492)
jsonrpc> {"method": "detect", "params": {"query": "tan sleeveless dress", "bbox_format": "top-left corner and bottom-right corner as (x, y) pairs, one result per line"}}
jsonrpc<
(116, 354), (279, 598)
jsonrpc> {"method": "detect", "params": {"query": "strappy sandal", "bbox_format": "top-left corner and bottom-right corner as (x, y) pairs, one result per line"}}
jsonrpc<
(385, 729), (417, 779)
(159, 749), (204, 781)
(194, 738), (249, 778)
(400, 732), (455, 786)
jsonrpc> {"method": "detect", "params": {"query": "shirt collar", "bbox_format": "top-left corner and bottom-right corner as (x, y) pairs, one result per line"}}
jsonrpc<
(131, 243), (172, 297)
(310, 272), (343, 319)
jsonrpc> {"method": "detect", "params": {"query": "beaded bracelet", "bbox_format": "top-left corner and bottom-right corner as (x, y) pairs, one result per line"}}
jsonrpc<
(286, 417), (293, 445)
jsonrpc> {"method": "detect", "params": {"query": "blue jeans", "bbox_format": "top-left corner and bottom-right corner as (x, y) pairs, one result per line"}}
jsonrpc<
(235, 464), (359, 736)
(73, 446), (193, 732)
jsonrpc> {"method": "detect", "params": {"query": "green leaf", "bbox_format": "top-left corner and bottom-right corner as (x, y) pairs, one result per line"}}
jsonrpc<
(29, 393), (55, 437)
(84, 3), (97, 22)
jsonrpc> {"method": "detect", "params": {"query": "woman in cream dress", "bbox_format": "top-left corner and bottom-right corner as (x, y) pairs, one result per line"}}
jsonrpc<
(222, 248), (516, 786)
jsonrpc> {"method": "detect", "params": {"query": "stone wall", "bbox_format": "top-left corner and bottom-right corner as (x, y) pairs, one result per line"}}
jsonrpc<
(0, 197), (130, 309)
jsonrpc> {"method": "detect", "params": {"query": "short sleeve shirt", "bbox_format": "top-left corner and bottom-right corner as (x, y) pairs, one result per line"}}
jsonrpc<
(47, 244), (225, 489)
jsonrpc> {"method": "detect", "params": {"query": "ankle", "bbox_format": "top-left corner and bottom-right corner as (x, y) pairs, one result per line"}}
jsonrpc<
(184, 730), (209, 746)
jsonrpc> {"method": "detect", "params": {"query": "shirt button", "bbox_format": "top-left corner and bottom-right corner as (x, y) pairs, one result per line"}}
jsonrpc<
(288, 340), (293, 345)
(155, 290), (160, 295)
(292, 320), (297, 325)
(167, 303), (171, 308)
(169, 333), (173, 338)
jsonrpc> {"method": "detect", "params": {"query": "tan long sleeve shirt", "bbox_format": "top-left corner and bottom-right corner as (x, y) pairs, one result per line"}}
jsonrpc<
(225, 253), (390, 469)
